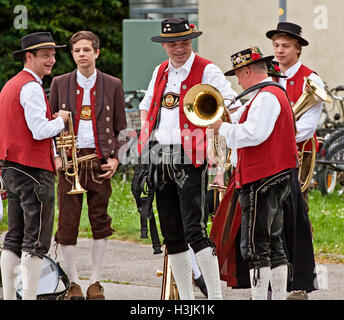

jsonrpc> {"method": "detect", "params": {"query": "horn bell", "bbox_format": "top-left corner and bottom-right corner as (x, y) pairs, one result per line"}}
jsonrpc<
(183, 84), (225, 127)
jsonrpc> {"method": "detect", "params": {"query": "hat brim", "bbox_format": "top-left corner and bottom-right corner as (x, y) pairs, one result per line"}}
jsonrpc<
(12, 44), (67, 60)
(224, 55), (274, 76)
(267, 72), (287, 78)
(266, 29), (309, 46)
(151, 31), (202, 43)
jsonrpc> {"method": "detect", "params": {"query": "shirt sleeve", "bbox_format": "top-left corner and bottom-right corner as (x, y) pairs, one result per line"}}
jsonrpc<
(295, 72), (324, 143)
(202, 63), (242, 109)
(20, 81), (64, 140)
(139, 65), (160, 112)
(218, 91), (281, 149)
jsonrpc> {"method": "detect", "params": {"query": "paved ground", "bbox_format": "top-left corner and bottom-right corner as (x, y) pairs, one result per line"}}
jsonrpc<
(1, 235), (343, 301)
(53, 238), (344, 300)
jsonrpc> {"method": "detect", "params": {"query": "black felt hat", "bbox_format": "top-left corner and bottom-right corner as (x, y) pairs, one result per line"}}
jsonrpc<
(151, 18), (202, 43)
(266, 60), (287, 78)
(224, 46), (274, 76)
(13, 32), (66, 60)
(266, 22), (309, 46)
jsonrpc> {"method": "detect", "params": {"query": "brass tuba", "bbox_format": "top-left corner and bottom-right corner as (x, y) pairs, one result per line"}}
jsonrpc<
(56, 112), (90, 195)
(292, 77), (332, 192)
(183, 84), (232, 171)
(156, 246), (179, 300)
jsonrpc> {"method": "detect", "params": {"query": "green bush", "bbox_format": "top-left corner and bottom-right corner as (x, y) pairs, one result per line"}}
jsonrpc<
(0, 0), (129, 89)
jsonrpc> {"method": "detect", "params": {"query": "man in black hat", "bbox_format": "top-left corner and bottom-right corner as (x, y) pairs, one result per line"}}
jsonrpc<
(209, 46), (298, 299)
(266, 22), (321, 300)
(0, 32), (69, 300)
(137, 18), (240, 299)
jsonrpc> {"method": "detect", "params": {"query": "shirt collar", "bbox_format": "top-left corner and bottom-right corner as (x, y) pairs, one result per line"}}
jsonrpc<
(247, 77), (274, 100)
(23, 68), (42, 85)
(76, 69), (97, 89)
(284, 61), (301, 79)
(168, 51), (195, 74)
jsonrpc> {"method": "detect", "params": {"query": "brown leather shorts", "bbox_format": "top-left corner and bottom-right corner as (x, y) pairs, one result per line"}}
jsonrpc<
(55, 149), (114, 245)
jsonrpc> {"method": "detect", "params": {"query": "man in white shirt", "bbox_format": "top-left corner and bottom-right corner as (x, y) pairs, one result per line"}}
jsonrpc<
(49, 31), (127, 300)
(209, 46), (298, 300)
(138, 18), (240, 300)
(266, 21), (320, 300)
(0, 32), (69, 300)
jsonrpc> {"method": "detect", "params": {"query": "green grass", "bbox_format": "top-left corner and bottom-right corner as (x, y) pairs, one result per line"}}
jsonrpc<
(308, 188), (344, 262)
(1, 174), (343, 262)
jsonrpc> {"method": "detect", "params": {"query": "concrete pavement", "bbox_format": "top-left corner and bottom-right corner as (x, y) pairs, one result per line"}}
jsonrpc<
(1, 235), (343, 300)
(52, 238), (344, 300)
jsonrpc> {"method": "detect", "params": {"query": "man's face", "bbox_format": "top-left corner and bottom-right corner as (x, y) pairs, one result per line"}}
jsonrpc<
(272, 36), (300, 69)
(234, 67), (250, 90)
(26, 48), (56, 79)
(71, 39), (99, 69)
(162, 39), (193, 68)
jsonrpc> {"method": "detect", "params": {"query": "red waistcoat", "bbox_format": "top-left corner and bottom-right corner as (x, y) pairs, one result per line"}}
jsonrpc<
(285, 64), (317, 151)
(0, 70), (55, 173)
(138, 55), (212, 167)
(235, 85), (297, 188)
(74, 83), (102, 158)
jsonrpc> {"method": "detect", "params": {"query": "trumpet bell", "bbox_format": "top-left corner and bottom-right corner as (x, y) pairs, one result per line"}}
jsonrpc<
(66, 172), (87, 194)
(183, 84), (225, 127)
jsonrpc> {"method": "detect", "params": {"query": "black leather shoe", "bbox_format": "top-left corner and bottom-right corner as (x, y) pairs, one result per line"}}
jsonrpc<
(194, 275), (208, 297)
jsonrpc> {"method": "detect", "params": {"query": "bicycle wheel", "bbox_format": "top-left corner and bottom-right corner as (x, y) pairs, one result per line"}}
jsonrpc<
(319, 127), (344, 157)
(318, 142), (344, 195)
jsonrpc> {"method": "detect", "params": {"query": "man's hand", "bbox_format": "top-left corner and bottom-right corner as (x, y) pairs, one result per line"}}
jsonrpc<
(55, 155), (63, 172)
(211, 171), (225, 187)
(207, 119), (223, 135)
(98, 158), (119, 179)
(53, 110), (70, 123)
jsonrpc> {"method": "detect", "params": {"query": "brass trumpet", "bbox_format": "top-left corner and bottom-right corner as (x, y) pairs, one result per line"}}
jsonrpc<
(292, 77), (332, 192)
(56, 112), (93, 195)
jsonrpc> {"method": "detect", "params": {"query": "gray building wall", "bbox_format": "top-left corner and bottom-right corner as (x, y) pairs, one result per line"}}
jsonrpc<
(198, 0), (343, 93)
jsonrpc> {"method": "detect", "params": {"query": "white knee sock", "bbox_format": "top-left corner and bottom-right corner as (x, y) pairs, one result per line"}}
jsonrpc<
(168, 250), (194, 300)
(249, 266), (271, 300)
(270, 264), (288, 300)
(0, 250), (20, 300)
(195, 247), (222, 300)
(20, 252), (43, 300)
(60, 244), (79, 283)
(188, 245), (201, 279)
(89, 238), (107, 284)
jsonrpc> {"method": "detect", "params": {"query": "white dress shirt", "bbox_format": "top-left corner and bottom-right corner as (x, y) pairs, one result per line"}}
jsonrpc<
(20, 68), (64, 140)
(218, 77), (281, 168)
(139, 51), (241, 145)
(278, 61), (324, 143)
(76, 69), (97, 149)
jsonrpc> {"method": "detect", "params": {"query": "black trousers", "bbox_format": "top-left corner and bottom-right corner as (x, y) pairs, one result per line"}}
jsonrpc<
(1, 161), (55, 258)
(154, 145), (210, 255)
(238, 170), (291, 270)
(282, 168), (318, 292)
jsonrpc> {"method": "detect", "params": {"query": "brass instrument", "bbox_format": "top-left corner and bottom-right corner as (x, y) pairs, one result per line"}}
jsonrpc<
(56, 112), (96, 195)
(183, 84), (232, 171)
(292, 77), (332, 192)
(156, 246), (179, 300)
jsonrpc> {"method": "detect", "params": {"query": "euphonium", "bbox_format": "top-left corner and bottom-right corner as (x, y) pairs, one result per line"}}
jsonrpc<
(293, 77), (332, 192)
(56, 112), (87, 194)
(183, 84), (232, 171)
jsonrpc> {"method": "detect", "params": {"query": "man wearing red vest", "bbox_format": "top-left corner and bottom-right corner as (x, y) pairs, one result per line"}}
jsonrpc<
(138, 18), (240, 299)
(266, 22), (321, 300)
(49, 31), (127, 300)
(209, 46), (298, 299)
(0, 32), (69, 300)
